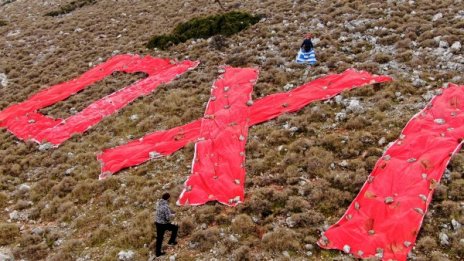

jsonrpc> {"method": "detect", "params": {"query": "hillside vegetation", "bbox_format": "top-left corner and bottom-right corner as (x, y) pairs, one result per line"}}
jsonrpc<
(0, 0), (463, 260)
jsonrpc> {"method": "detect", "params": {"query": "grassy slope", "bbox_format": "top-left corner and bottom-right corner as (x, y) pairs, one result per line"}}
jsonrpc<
(0, 0), (463, 260)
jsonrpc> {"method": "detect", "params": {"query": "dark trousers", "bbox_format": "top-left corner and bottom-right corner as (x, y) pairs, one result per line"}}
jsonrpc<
(155, 222), (178, 255)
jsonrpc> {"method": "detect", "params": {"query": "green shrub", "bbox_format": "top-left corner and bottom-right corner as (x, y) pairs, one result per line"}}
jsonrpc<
(45, 0), (96, 17)
(146, 11), (261, 50)
(0, 223), (20, 245)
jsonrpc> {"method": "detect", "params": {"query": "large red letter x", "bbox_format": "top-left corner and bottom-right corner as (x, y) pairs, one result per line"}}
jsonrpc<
(98, 68), (392, 206)
(0, 54), (198, 146)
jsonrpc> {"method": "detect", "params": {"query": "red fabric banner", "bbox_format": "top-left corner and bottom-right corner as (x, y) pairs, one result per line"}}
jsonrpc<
(177, 67), (258, 206)
(0, 54), (199, 146)
(318, 84), (464, 260)
(98, 69), (392, 206)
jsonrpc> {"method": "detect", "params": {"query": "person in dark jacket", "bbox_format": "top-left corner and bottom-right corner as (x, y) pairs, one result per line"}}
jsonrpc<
(296, 33), (317, 65)
(154, 193), (178, 257)
(301, 33), (314, 52)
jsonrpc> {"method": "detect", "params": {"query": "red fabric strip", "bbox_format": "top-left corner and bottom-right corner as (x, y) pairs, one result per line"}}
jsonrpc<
(318, 84), (464, 261)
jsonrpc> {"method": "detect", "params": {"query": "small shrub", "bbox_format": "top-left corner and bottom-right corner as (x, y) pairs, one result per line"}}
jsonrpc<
(0, 223), (20, 245)
(231, 214), (255, 235)
(191, 227), (220, 251)
(45, 0), (96, 17)
(0, 20), (7, 26)
(147, 11), (261, 50)
(232, 245), (251, 260)
(416, 236), (437, 253)
(0, 192), (7, 208)
(262, 228), (300, 252)
(179, 217), (195, 237)
(373, 53), (392, 64)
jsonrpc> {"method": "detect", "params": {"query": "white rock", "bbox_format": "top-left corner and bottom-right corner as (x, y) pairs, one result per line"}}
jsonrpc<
(0, 248), (14, 261)
(117, 250), (135, 261)
(305, 244), (314, 250)
(451, 219), (461, 231)
(18, 184), (31, 193)
(32, 227), (44, 235)
(282, 251), (290, 258)
(335, 111), (347, 122)
(169, 255), (176, 261)
(38, 143), (54, 151)
(432, 13), (443, 21)
(346, 99), (364, 113)
(439, 40), (449, 48)
(343, 244), (351, 253)
(283, 83), (294, 91)
(285, 216), (296, 228)
(9, 210), (19, 221)
(439, 232), (449, 246)
(378, 137), (386, 146)
(451, 41), (461, 52)
(129, 114), (139, 121)
(228, 234), (238, 243)
(0, 73), (8, 87)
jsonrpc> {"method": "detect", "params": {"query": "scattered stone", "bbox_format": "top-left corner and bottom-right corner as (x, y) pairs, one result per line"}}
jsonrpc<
(32, 227), (45, 235)
(451, 41), (461, 52)
(285, 216), (296, 228)
(65, 167), (75, 176)
(169, 255), (176, 261)
(432, 13), (443, 21)
(343, 244), (351, 253)
(283, 83), (294, 91)
(306, 251), (313, 256)
(228, 234), (238, 243)
(38, 142), (54, 151)
(129, 114), (139, 121)
(339, 160), (349, 167)
(149, 151), (161, 159)
(305, 244), (314, 250)
(412, 77), (426, 87)
(69, 107), (78, 114)
(282, 251), (290, 258)
(434, 118), (446, 125)
(117, 250), (135, 261)
(335, 111), (347, 121)
(439, 40), (449, 49)
(439, 232), (449, 246)
(0, 73), (8, 87)
(451, 219), (461, 231)
(346, 99), (364, 113)
(9, 210), (19, 221)
(378, 137), (386, 146)
(18, 184), (31, 193)
(0, 248), (14, 261)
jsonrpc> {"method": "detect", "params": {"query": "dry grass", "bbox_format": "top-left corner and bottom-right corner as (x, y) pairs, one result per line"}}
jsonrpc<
(0, 0), (463, 260)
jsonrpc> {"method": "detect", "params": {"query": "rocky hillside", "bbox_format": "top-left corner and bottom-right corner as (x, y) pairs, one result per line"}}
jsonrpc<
(0, 0), (463, 260)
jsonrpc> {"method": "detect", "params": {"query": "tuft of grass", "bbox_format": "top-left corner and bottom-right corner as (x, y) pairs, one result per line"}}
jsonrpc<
(146, 11), (261, 50)
(45, 0), (96, 17)
(0, 223), (20, 245)
(0, 20), (7, 26)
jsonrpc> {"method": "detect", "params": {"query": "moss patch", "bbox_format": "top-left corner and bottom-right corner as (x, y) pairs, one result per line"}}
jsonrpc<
(146, 11), (261, 50)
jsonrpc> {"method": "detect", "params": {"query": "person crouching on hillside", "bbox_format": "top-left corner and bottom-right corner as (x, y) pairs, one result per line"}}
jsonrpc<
(296, 33), (317, 65)
(154, 193), (178, 257)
